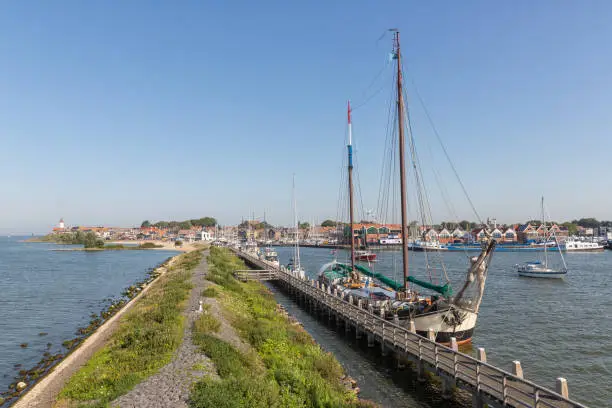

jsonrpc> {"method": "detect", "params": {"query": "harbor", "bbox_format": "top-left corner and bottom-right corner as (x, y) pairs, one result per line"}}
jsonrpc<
(3, 2), (612, 407)
(231, 246), (591, 408)
(231, 244), (611, 407)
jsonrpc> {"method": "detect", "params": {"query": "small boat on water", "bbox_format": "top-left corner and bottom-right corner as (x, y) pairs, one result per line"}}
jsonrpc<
(260, 247), (280, 267)
(517, 261), (567, 278)
(562, 237), (605, 252)
(409, 240), (448, 252)
(516, 197), (568, 279)
(355, 250), (376, 261)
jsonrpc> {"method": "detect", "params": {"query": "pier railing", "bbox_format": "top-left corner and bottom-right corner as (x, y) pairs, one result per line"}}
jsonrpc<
(232, 248), (588, 408)
(233, 269), (277, 282)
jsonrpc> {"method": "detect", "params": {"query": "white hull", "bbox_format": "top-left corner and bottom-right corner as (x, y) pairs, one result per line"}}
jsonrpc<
(518, 270), (566, 279)
(400, 309), (478, 344)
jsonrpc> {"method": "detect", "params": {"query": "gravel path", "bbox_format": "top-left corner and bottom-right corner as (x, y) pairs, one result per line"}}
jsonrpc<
(112, 252), (216, 408)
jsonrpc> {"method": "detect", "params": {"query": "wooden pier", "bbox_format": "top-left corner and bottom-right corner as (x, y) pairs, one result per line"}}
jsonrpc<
(231, 248), (589, 408)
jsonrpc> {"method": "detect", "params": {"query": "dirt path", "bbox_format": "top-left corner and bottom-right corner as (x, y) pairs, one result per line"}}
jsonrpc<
(110, 252), (216, 408)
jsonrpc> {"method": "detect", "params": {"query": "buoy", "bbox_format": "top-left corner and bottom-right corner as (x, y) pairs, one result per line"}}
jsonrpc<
(16, 382), (27, 391)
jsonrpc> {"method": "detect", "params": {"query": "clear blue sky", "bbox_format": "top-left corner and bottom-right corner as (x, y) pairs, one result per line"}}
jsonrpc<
(2, 1), (611, 233)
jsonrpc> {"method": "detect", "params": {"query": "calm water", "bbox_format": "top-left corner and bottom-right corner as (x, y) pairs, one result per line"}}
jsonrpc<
(274, 246), (612, 408)
(0, 237), (178, 394)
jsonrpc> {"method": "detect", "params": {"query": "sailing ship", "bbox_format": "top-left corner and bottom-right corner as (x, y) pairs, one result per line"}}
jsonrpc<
(516, 198), (568, 278)
(318, 30), (495, 345)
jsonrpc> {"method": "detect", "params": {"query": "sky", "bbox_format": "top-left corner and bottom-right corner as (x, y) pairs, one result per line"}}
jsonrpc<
(1, 1), (612, 233)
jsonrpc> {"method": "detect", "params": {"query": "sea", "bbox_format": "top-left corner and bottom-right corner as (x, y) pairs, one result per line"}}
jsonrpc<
(0, 237), (179, 400)
(272, 246), (612, 408)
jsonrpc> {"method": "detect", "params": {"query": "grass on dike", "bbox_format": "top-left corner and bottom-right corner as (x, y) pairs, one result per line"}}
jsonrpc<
(189, 247), (373, 408)
(58, 250), (202, 407)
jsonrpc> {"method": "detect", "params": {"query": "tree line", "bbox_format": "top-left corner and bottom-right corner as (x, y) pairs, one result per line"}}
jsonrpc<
(46, 231), (105, 248)
(141, 217), (217, 231)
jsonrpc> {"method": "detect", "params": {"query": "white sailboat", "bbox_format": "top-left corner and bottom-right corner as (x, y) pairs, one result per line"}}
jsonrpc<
(517, 197), (568, 279)
(287, 175), (305, 279)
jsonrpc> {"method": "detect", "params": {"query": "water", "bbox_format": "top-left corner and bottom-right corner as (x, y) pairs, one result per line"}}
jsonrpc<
(274, 246), (612, 407)
(0, 237), (179, 394)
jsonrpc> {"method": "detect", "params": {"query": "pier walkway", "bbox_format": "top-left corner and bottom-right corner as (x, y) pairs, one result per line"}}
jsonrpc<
(231, 248), (588, 408)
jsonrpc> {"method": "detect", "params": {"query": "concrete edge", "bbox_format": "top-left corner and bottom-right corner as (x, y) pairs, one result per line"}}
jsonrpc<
(12, 252), (187, 408)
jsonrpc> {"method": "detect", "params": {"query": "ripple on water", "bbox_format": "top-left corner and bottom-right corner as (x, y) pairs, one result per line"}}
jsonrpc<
(274, 247), (612, 408)
(0, 238), (179, 396)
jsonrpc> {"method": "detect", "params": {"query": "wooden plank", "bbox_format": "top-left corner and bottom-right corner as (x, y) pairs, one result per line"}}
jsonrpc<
(231, 249), (587, 408)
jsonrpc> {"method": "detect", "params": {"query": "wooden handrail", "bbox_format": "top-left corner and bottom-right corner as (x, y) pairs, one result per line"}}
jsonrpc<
(232, 249), (588, 408)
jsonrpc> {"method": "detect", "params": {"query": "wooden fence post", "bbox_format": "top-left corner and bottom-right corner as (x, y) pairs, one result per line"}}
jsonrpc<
(556, 377), (569, 399)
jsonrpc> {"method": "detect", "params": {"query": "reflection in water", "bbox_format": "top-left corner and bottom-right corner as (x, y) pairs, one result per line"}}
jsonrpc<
(267, 282), (468, 407)
(273, 246), (611, 408)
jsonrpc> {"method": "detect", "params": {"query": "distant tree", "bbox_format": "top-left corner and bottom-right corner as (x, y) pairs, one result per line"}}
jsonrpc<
(440, 221), (456, 229)
(95, 239), (105, 248)
(526, 220), (542, 226)
(575, 218), (599, 228)
(190, 217), (217, 227)
(321, 220), (337, 227)
(562, 222), (578, 235)
(82, 232), (100, 248)
(154, 221), (169, 229)
(298, 222), (310, 229)
(359, 220), (375, 224)
(141, 220), (151, 228)
(178, 221), (192, 230)
(458, 220), (474, 230)
(174, 240), (183, 247)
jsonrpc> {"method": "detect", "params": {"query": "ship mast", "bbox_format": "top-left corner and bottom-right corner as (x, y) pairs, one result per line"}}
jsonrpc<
(394, 30), (410, 292)
(347, 101), (356, 273)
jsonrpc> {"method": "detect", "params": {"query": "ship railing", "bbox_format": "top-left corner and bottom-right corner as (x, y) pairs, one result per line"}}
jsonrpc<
(233, 248), (587, 408)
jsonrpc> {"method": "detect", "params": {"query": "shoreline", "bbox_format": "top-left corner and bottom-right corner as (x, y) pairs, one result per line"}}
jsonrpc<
(10, 248), (196, 408)
(24, 238), (199, 253)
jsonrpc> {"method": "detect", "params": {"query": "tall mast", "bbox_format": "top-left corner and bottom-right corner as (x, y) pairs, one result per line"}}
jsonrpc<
(293, 174), (301, 269)
(394, 30), (410, 291)
(542, 196), (547, 268)
(347, 101), (356, 272)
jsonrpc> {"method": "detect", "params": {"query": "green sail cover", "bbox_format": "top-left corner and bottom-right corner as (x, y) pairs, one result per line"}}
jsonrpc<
(333, 262), (452, 296)
(407, 276), (453, 297)
(335, 263), (404, 291)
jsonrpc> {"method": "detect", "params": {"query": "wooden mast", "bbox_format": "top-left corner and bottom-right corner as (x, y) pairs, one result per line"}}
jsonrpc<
(347, 101), (356, 273)
(394, 30), (410, 292)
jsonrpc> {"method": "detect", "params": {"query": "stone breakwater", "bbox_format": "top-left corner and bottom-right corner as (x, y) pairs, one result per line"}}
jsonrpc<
(8, 254), (181, 408)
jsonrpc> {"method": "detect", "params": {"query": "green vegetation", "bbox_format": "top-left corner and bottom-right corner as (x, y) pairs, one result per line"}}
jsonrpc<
(189, 247), (365, 408)
(194, 305), (221, 334)
(298, 221), (310, 230)
(58, 250), (202, 406)
(202, 286), (218, 297)
(34, 231), (105, 248)
(142, 217), (217, 230)
(138, 242), (164, 249)
(321, 219), (337, 227)
(175, 240), (183, 247)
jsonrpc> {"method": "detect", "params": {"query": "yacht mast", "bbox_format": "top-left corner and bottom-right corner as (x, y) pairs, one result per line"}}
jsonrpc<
(292, 174), (301, 269)
(542, 196), (547, 268)
(394, 30), (410, 291)
(347, 101), (356, 272)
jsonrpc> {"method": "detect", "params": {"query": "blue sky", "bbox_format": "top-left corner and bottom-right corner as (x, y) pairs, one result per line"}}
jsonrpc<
(1, 1), (611, 233)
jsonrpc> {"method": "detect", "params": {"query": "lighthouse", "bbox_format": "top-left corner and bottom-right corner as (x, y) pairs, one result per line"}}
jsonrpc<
(58, 218), (65, 230)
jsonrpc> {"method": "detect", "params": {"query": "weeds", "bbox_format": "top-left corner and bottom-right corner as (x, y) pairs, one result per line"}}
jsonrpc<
(201, 286), (218, 298)
(58, 250), (202, 405)
(189, 247), (360, 408)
